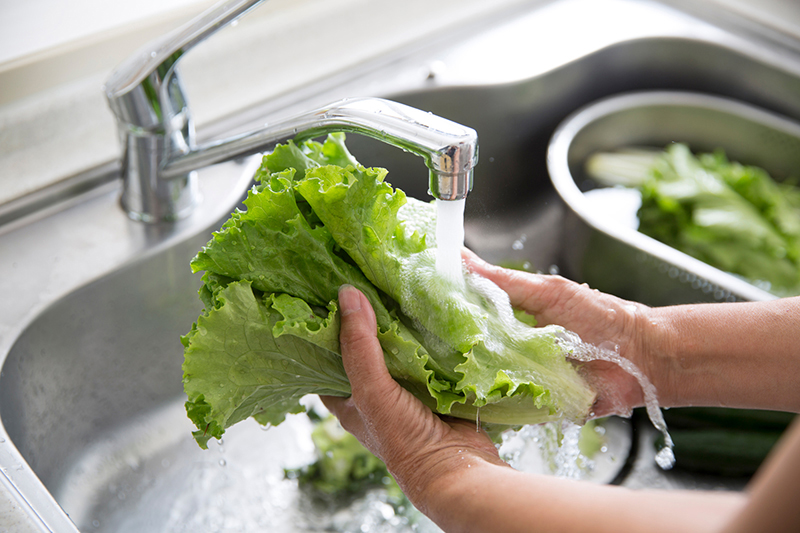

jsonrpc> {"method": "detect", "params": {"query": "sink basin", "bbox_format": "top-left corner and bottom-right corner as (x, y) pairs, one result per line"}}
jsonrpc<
(3, 0), (800, 530)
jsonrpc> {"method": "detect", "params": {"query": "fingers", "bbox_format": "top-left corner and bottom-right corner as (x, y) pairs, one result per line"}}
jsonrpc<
(462, 248), (555, 318)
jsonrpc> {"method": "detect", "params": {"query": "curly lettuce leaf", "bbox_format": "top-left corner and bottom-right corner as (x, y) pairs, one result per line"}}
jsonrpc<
(285, 414), (401, 498)
(637, 144), (800, 293)
(183, 134), (596, 448)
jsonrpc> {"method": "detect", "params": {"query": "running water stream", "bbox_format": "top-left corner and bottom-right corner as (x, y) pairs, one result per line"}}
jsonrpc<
(434, 199), (466, 284)
(433, 197), (675, 470)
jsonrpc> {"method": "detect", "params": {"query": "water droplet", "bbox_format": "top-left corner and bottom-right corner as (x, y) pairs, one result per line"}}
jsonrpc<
(598, 341), (620, 354)
(92, 520), (100, 528)
(219, 459), (227, 467)
(655, 446), (675, 470)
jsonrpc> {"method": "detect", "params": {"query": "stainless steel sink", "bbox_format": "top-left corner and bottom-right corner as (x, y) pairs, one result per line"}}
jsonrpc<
(3, 0), (800, 530)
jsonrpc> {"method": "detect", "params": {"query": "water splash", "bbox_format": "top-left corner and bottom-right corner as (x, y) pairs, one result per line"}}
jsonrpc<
(559, 332), (675, 469)
(499, 421), (594, 480)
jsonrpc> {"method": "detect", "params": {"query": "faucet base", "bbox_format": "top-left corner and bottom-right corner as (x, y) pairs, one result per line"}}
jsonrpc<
(121, 170), (200, 223)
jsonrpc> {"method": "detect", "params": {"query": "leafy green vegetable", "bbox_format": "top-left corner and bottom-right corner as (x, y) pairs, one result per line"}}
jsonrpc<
(577, 418), (607, 459)
(286, 413), (402, 499)
(182, 134), (595, 448)
(588, 144), (800, 294)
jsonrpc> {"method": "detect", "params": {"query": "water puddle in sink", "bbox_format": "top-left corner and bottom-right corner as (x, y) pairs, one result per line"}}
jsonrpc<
(52, 395), (634, 532)
(55, 399), (441, 533)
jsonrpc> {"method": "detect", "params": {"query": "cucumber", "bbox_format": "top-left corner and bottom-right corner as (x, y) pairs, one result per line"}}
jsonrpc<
(657, 408), (796, 477)
(663, 407), (795, 432)
(668, 428), (784, 477)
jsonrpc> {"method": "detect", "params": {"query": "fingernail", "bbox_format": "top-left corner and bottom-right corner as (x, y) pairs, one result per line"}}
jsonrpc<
(338, 284), (362, 316)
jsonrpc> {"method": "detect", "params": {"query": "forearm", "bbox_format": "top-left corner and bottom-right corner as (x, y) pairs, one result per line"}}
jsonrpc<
(416, 458), (744, 533)
(647, 296), (800, 412)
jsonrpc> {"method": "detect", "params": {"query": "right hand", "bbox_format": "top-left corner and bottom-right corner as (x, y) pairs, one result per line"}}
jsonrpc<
(463, 249), (667, 417)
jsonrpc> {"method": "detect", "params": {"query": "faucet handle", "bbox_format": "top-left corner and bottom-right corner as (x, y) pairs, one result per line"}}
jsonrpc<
(105, 0), (263, 129)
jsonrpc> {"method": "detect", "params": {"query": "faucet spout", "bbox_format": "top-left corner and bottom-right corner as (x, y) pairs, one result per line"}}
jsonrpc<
(163, 98), (477, 200)
(104, 0), (477, 222)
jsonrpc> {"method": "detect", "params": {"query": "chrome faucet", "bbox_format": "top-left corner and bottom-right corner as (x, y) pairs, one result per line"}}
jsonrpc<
(104, 0), (478, 222)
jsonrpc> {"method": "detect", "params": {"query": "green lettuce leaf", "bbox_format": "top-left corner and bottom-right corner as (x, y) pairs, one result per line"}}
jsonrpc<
(285, 413), (402, 499)
(183, 134), (595, 448)
(637, 144), (800, 293)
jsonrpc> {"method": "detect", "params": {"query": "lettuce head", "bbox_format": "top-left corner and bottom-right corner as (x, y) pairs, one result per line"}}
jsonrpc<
(182, 134), (596, 448)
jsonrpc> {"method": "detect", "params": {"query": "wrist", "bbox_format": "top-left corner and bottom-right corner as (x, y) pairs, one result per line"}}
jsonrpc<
(632, 304), (684, 408)
(399, 450), (510, 530)
(389, 445), (508, 516)
(642, 298), (800, 411)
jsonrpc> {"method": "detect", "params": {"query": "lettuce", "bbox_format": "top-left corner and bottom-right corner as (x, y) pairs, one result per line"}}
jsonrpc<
(639, 144), (800, 293)
(285, 412), (401, 498)
(589, 144), (800, 294)
(182, 134), (595, 448)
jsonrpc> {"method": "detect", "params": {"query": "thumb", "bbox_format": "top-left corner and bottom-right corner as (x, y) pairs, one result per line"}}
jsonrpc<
(338, 285), (393, 400)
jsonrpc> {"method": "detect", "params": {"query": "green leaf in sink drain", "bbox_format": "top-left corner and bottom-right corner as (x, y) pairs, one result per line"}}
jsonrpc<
(182, 133), (596, 449)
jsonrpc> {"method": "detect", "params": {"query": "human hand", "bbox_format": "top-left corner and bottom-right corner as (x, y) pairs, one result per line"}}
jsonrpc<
(462, 249), (664, 418)
(320, 284), (507, 509)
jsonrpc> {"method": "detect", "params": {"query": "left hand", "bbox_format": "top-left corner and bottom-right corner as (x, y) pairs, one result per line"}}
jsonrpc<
(320, 284), (507, 509)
